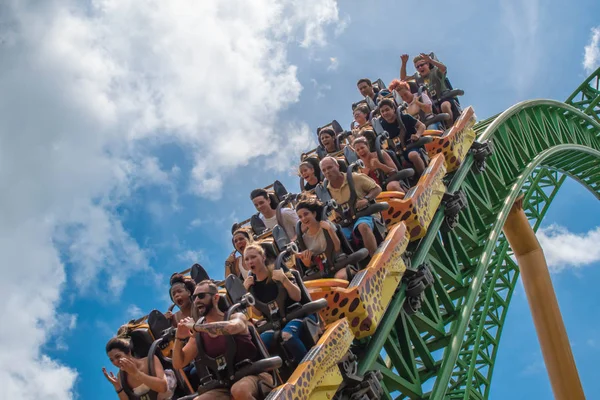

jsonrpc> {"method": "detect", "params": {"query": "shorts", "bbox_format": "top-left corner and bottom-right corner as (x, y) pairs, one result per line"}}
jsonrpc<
(193, 372), (273, 400)
(341, 216), (374, 241)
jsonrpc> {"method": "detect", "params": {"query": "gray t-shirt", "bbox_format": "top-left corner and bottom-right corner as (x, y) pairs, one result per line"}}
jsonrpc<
(302, 221), (336, 255)
(261, 207), (299, 240)
(409, 66), (448, 100)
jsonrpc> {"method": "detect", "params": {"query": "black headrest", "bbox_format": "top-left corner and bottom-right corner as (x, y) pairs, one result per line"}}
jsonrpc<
(129, 329), (153, 358)
(218, 296), (229, 313)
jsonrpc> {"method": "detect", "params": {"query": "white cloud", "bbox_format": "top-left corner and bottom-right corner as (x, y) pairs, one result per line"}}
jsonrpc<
(126, 304), (143, 319)
(178, 250), (205, 264)
(327, 57), (339, 71)
(583, 26), (600, 74)
(0, 0), (342, 398)
(537, 225), (600, 272)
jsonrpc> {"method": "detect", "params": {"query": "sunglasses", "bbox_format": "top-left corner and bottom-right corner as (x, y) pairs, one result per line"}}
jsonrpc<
(191, 291), (215, 301)
(416, 63), (428, 69)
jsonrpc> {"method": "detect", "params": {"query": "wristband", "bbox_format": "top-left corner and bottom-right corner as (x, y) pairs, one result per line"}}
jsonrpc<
(175, 336), (188, 341)
(116, 387), (124, 394)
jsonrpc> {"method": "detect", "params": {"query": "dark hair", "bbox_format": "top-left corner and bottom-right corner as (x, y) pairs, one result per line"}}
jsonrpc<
(106, 337), (131, 355)
(169, 273), (195, 301)
(354, 104), (370, 116)
(318, 128), (335, 138)
(378, 98), (396, 111)
(357, 78), (372, 87)
(196, 279), (219, 295)
(353, 136), (369, 148)
(295, 195), (325, 222)
(250, 188), (269, 200)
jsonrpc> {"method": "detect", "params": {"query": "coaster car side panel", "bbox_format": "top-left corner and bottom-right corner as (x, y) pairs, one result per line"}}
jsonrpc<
(376, 153), (447, 240)
(303, 222), (409, 339)
(264, 318), (355, 400)
(423, 106), (477, 173)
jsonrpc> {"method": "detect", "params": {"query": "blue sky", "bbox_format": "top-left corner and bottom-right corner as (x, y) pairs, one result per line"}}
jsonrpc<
(1, 1), (599, 399)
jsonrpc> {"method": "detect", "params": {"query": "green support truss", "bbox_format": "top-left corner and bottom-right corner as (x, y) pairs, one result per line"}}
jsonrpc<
(356, 67), (600, 399)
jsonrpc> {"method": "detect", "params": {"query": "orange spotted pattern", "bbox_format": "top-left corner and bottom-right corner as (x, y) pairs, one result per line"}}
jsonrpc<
(424, 106), (477, 173)
(304, 223), (409, 339)
(376, 154), (447, 241)
(265, 318), (355, 400)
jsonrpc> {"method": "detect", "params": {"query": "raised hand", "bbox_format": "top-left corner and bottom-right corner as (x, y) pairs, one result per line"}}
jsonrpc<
(102, 367), (119, 387)
(401, 54), (409, 64)
(176, 317), (194, 339)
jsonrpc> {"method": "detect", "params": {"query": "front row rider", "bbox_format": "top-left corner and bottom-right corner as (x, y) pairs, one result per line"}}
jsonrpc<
(103, 335), (176, 400)
(172, 280), (273, 400)
(319, 156), (382, 256)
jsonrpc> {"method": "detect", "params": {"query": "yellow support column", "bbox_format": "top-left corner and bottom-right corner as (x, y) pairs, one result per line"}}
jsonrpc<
(503, 195), (585, 400)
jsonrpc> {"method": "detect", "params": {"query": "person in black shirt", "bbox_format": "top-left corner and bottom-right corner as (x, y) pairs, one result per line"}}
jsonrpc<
(242, 244), (314, 362)
(377, 98), (426, 175)
(299, 159), (321, 191)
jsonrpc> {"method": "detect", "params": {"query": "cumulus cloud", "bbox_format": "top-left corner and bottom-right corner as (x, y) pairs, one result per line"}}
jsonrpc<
(0, 0), (342, 398)
(538, 225), (600, 272)
(583, 26), (600, 74)
(328, 57), (339, 71)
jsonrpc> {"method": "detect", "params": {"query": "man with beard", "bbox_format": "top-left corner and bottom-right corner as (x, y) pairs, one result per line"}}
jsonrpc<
(172, 280), (273, 400)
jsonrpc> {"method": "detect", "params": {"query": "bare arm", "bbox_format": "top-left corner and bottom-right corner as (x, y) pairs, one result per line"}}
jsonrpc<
(281, 275), (302, 302)
(415, 120), (426, 137)
(193, 313), (248, 336)
(382, 151), (398, 172)
(130, 356), (168, 393)
(172, 320), (197, 370)
(400, 54), (409, 80)
(116, 375), (128, 400)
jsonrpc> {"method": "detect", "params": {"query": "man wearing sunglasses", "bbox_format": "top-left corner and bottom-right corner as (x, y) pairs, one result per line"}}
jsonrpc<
(172, 280), (273, 400)
(400, 53), (453, 126)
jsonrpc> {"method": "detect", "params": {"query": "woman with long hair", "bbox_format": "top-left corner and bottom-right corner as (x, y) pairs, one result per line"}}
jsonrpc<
(224, 228), (253, 280)
(242, 244), (314, 362)
(353, 136), (405, 193)
(294, 196), (348, 280)
(298, 159), (321, 191)
(102, 336), (176, 399)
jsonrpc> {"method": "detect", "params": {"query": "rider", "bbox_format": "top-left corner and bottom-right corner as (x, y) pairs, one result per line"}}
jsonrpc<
(400, 53), (453, 125)
(318, 128), (344, 156)
(225, 228), (253, 280)
(352, 104), (373, 136)
(356, 78), (390, 105)
(103, 336), (175, 400)
(352, 136), (405, 193)
(172, 280), (272, 400)
(319, 157), (382, 256)
(299, 160), (321, 191)
(165, 274), (196, 327)
(388, 79), (439, 130)
(243, 244), (315, 363)
(250, 188), (298, 241)
(295, 196), (347, 279)
(377, 98), (427, 175)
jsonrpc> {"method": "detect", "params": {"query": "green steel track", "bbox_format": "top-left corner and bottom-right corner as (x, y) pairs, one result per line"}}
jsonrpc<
(355, 68), (600, 399)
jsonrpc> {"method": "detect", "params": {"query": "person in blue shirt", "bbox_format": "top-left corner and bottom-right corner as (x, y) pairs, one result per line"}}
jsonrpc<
(356, 78), (390, 106)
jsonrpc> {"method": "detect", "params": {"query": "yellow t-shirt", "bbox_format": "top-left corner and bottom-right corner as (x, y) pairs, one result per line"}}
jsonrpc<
(326, 172), (378, 206)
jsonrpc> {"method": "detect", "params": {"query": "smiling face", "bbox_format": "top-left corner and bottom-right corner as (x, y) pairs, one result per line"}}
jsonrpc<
(233, 232), (249, 253)
(353, 109), (368, 126)
(192, 283), (216, 317)
(170, 284), (191, 309)
(357, 81), (374, 98)
(415, 60), (430, 76)
(296, 207), (317, 227)
(252, 194), (272, 215)
(299, 164), (315, 181)
(243, 247), (266, 274)
(107, 348), (128, 369)
(399, 88), (413, 103)
(379, 104), (396, 123)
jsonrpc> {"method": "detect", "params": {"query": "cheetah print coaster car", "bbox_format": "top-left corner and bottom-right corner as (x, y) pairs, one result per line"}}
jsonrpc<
(303, 222), (409, 339)
(376, 153), (447, 241)
(424, 106), (477, 173)
(265, 318), (355, 400)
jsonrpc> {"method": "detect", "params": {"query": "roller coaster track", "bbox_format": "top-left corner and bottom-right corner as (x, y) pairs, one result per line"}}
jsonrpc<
(355, 67), (600, 399)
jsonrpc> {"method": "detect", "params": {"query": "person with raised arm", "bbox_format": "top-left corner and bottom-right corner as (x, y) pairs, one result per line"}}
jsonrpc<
(172, 280), (272, 400)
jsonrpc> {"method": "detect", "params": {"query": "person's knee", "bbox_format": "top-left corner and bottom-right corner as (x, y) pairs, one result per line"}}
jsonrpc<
(408, 152), (421, 163)
(357, 223), (373, 236)
(334, 269), (348, 280)
(231, 380), (256, 400)
(281, 331), (293, 341)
